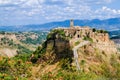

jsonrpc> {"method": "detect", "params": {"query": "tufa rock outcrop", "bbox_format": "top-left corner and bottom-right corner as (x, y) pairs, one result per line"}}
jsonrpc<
(32, 20), (118, 71)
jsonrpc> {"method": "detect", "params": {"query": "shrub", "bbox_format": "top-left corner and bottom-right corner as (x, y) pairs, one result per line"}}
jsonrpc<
(17, 44), (32, 54)
(47, 29), (66, 40)
(96, 30), (108, 33)
(13, 53), (32, 62)
(75, 41), (80, 46)
(92, 28), (96, 32)
(83, 36), (93, 42)
(41, 70), (103, 80)
(59, 58), (71, 70)
(0, 57), (32, 79)
(80, 60), (86, 65)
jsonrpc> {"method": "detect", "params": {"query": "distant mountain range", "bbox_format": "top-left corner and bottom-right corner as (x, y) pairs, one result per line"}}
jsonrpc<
(0, 17), (120, 31)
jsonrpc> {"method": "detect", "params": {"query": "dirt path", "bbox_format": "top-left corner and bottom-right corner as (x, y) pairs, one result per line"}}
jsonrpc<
(72, 41), (90, 70)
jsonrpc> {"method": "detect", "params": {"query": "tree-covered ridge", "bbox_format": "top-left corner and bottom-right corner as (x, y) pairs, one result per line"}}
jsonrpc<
(15, 31), (48, 45)
(0, 31), (48, 45)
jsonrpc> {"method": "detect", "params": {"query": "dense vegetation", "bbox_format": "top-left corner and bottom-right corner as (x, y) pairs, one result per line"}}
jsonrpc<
(0, 37), (14, 47)
(0, 54), (32, 80)
(92, 28), (108, 33)
(0, 52), (120, 80)
(47, 29), (66, 40)
(19, 31), (47, 45)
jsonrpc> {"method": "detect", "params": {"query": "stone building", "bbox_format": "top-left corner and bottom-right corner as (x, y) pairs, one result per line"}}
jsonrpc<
(60, 19), (110, 44)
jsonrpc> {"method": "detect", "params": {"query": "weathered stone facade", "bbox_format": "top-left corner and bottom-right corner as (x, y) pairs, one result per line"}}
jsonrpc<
(57, 26), (110, 43)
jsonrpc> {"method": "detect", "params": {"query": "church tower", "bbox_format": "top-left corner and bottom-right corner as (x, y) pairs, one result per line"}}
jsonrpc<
(70, 19), (74, 28)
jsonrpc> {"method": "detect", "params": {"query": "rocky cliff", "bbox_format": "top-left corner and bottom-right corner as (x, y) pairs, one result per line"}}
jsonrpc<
(33, 27), (119, 67)
(30, 27), (120, 79)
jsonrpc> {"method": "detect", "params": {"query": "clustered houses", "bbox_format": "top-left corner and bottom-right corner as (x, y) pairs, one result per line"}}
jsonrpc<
(56, 19), (110, 43)
(46, 19), (117, 56)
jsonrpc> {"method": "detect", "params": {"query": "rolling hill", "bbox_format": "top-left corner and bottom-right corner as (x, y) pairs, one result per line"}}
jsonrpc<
(0, 31), (48, 57)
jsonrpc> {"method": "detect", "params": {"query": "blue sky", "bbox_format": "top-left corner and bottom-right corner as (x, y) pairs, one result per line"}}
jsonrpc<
(0, 0), (120, 26)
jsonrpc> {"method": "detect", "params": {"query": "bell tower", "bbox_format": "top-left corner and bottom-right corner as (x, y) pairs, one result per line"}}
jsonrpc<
(70, 19), (74, 28)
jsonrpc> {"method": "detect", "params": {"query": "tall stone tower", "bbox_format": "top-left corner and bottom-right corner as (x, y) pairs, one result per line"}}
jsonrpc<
(70, 19), (74, 28)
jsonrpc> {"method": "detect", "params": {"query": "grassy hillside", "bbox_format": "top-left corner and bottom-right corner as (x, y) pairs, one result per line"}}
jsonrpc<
(0, 29), (120, 80)
(0, 52), (120, 80)
(0, 31), (48, 57)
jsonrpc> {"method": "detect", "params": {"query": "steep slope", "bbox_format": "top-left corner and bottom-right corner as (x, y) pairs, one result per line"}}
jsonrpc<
(30, 26), (120, 79)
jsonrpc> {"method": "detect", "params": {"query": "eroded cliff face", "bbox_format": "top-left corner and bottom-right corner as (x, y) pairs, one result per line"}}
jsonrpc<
(34, 27), (119, 70)
(46, 39), (70, 53)
(35, 29), (73, 64)
(42, 28), (117, 54)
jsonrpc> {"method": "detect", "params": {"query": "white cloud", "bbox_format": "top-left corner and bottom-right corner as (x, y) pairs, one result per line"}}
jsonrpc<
(104, 0), (112, 3)
(0, 0), (12, 4)
(102, 6), (120, 14)
(94, 6), (120, 19)
(0, 0), (27, 5)
(0, 0), (119, 26)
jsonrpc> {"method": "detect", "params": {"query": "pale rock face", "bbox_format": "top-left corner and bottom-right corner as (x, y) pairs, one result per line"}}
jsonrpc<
(0, 48), (17, 58)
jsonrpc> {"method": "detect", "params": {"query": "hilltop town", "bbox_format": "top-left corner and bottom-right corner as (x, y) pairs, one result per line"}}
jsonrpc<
(0, 20), (120, 80)
(46, 19), (117, 54)
(25, 19), (120, 80)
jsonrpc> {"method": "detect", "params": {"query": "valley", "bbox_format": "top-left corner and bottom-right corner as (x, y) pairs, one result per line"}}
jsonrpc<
(0, 31), (48, 57)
